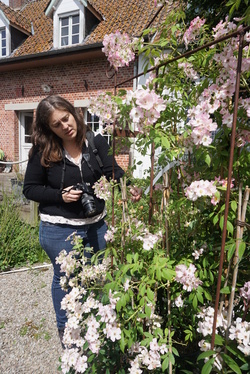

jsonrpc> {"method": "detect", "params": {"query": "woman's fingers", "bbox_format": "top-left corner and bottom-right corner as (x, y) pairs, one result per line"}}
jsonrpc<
(62, 186), (82, 203)
(129, 187), (143, 202)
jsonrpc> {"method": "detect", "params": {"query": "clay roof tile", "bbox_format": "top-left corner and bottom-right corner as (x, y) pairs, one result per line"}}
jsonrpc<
(0, 1), (31, 34)
(1, 0), (177, 58)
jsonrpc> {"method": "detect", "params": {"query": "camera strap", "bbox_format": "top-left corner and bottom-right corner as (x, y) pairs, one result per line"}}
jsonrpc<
(81, 153), (100, 182)
(59, 148), (100, 193)
(59, 150), (66, 192)
(86, 131), (103, 169)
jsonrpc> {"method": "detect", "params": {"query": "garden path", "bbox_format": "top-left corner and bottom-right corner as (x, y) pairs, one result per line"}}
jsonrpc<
(0, 265), (62, 374)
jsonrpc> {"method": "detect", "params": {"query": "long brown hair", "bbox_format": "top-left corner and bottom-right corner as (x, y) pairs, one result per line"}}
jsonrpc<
(30, 95), (86, 167)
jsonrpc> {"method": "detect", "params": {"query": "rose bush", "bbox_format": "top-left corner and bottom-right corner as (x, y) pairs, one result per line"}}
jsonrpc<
(58, 9), (249, 374)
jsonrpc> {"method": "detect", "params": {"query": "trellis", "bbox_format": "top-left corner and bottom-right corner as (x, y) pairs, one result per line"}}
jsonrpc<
(109, 24), (250, 351)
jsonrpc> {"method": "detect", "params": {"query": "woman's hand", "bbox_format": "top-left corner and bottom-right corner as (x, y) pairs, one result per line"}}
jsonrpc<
(62, 186), (82, 203)
(129, 186), (143, 202)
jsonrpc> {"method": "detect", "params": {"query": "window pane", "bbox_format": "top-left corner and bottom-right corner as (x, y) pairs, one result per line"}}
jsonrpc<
(72, 15), (79, 24)
(72, 35), (79, 44)
(25, 135), (32, 143)
(72, 25), (79, 34)
(2, 39), (6, 47)
(86, 111), (111, 144)
(2, 48), (6, 56)
(61, 18), (69, 26)
(93, 123), (100, 132)
(61, 37), (68, 46)
(2, 29), (6, 38)
(61, 27), (68, 36)
(24, 116), (33, 143)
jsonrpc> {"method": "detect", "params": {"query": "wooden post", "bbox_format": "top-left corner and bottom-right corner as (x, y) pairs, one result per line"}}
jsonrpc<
(30, 201), (39, 226)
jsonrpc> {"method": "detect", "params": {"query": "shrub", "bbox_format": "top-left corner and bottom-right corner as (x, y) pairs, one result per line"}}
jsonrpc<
(0, 192), (48, 271)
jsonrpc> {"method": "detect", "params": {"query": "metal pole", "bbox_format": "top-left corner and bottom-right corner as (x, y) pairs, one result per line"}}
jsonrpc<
(148, 67), (159, 224)
(211, 30), (245, 350)
(112, 71), (117, 228)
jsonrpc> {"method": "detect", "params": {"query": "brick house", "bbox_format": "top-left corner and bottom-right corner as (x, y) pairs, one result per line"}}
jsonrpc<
(0, 0), (170, 175)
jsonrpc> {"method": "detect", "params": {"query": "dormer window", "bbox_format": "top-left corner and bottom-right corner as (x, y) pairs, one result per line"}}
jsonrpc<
(46, 0), (101, 50)
(0, 4), (30, 59)
(60, 12), (80, 47)
(0, 27), (6, 57)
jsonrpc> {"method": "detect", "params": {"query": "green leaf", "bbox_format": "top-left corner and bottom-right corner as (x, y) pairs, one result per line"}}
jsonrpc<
(205, 154), (211, 167)
(156, 267), (162, 281)
(161, 137), (170, 149)
(220, 353), (242, 374)
(192, 295), (198, 309)
(201, 357), (215, 374)
(172, 346), (179, 356)
(139, 284), (146, 297)
(123, 328), (131, 338)
(219, 216), (224, 231)
(213, 215), (219, 225)
(162, 357), (169, 372)
(226, 242), (236, 261)
(231, 200), (237, 212)
(169, 352), (175, 365)
(142, 28), (155, 36)
(197, 291), (204, 304)
(120, 332), (125, 353)
(220, 286), (231, 294)
(126, 254), (132, 263)
(162, 268), (175, 280)
(226, 0), (237, 6)
(146, 288), (155, 302)
(198, 350), (216, 360)
(116, 294), (128, 311)
(203, 289), (212, 301)
(105, 272), (113, 281)
(88, 353), (95, 363)
(214, 334), (224, 346)
(145, 303), (151, 318)
(241, 363), (250, 371)
(209, 271), (214, 283)
(227, 220), (234, 235)
(238, 241), (246, 260)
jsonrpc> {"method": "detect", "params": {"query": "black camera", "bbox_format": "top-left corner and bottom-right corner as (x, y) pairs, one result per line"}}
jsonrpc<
(73, 182), (97, 218)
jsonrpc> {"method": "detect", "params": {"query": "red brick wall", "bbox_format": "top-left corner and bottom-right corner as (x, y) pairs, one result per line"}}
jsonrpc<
(0, 57), (133, 170)
(116, 154), (130, 171)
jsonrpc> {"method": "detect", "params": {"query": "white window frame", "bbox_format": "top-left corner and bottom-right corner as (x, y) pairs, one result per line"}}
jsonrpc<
(85, 109), (111, 145)
(74, 100), (111, 144)
(59, 11), (80, 47)
(51, 0), (85, 49)
(19, 111), (33, 173)
(0, 27), (6, 57)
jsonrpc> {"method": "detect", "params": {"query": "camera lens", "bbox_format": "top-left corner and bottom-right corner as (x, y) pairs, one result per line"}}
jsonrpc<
(81, 193), (97, 217)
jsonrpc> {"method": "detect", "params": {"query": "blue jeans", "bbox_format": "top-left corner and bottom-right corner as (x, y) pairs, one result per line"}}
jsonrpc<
(39, 219), (107, 329)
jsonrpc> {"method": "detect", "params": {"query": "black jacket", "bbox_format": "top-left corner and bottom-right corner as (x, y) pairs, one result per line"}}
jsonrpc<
(23, 134), (124, 219)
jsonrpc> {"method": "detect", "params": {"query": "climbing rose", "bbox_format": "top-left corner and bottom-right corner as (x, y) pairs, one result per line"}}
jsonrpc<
(183, 16), (206, 49)
(185, 180), (217, 202)
(102, 31), (137, 70)
(93, 176), (111, 201)
(175, 263), (202, 291)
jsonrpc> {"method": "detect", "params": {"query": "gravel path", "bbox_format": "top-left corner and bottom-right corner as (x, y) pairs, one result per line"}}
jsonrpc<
(0, 265), (62, 374)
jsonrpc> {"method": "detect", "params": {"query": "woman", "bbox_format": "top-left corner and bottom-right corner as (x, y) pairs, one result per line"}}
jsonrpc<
(23, 95), (141, 346)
